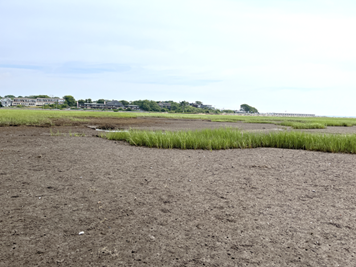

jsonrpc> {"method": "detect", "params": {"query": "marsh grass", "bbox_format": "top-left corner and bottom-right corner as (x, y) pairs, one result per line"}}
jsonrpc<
(104, 128), (356, 153)
(279, 122), (326, 129)
(1, 109), (356, 129)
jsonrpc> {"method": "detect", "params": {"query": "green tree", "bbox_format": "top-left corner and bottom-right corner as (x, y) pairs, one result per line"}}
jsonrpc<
(195, 101), (202, 105)
(97, 99), (105, 104)
(63, 95), (76, 106)
(27, 95), (50, 99)
(85, 99), (92, 103)
(120, 100), (129, 106)
(4, 95), (15, 99)
(240, 104), (258, 113)
(170, 102), (180, 111)
(142, 102), (151, 111)
(149, 101), (161, 111)
(78, 99), (85, 105)
(180, 101), (189, 113)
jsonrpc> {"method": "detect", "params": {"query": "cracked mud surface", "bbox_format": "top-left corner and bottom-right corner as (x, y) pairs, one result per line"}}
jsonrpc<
(1, 125), (356, 266)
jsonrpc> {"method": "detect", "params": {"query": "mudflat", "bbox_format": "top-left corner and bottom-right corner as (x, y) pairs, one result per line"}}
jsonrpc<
(1, 121), (356, 266)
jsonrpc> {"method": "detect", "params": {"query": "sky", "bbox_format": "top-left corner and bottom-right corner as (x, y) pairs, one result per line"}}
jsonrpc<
(1, 0), (356, 116)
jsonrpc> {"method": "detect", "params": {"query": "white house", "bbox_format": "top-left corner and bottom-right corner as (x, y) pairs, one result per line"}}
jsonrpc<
(0, 98), (13, 107)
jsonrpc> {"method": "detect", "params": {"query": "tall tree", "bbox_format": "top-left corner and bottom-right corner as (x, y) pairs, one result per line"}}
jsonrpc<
(85, 98), (92, 103)
(195, 101), (202, 105)
(97, 99), (105, 104)
(63, 95), (76, 106)
(180, 101), (189, 113)
(120, 100), (129, 106)
(240, 104), (258, 113)
(4, 95), (15, 99)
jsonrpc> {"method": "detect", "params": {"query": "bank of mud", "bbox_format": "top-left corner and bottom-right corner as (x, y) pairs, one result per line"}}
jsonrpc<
(1, 126), (356, 266)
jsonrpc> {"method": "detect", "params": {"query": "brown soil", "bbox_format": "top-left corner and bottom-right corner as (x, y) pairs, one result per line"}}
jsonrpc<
(49, 116), (285, 133)
(1, 122), (356, 266)
(51, 116), (356, 134)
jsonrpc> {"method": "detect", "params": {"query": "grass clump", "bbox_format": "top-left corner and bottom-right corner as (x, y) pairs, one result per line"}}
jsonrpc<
(279, 122), (326, 129)
(104, 128), (356, 153)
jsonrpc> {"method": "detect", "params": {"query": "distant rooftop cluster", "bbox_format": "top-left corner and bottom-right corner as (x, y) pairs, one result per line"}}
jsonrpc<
(78, 100), (139, 110)
(0, 97), (64, 107)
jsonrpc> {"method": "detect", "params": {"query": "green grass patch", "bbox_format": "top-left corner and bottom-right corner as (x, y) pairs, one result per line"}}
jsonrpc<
(1, 109), (356, 128)
(279, 122), (326, 129)
(104, 128), (356, 153)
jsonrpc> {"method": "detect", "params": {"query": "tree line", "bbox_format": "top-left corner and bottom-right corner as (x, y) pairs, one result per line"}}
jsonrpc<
(0, 95), (259, 113)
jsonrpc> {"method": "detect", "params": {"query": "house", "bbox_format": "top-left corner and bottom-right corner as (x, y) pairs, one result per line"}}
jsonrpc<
(82, 102), (105, 109)
(157, 102), (171, 109)
(12, 98), (37, 106)
(0, 98), (13, 107)
(126, 105), (140, 110)
(80, 100), (127, 110)
(201, 104), (214, 109)
(36, 98), (65, 106)
(106, 100), (124, 109)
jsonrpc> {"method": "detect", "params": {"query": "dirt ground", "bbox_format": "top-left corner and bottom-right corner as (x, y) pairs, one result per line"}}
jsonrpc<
(53, 116), (356, 134)
(52, 117), (286, 133)
(1, 119), (356, 266)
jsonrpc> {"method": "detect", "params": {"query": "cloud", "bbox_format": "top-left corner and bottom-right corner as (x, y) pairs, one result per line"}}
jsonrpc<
(0, 63), (131, 74)
(1, 0), (356, 115)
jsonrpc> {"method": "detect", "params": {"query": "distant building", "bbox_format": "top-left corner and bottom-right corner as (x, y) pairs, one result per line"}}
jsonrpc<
(267, 113), (315, 117)
(0, 98), (13, 107)
(79, 100), (139, 110)
(126, 105), (140, 110)
(9, 97), (64, 107)
(81, 102), (105, 109)
(201, 104), (214, 109)
(189, 103), (201, 108)
(12, 98), (37, 106)
(157, 102), (171, 109)
(36, 98), (65, 106)
(106, 100), (124, 109)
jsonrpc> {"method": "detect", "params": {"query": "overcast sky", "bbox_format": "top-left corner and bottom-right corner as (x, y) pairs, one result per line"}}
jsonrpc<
(1, 0), (355, 115)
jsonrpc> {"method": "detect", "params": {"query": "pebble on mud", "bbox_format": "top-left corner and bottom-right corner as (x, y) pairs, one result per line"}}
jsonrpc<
(79, 231), (84, 235)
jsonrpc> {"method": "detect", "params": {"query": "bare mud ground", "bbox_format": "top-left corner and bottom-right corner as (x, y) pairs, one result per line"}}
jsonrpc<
(52, 116), (356, 134)
(52, 117), (285, 133)
(1, 120), (356, 266)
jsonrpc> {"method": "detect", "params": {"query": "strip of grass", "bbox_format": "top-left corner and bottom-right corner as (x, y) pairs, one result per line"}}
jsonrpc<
(1, 109), (356, 128)
(279, 122), (326, 129)
(104, 128), (356, 153)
